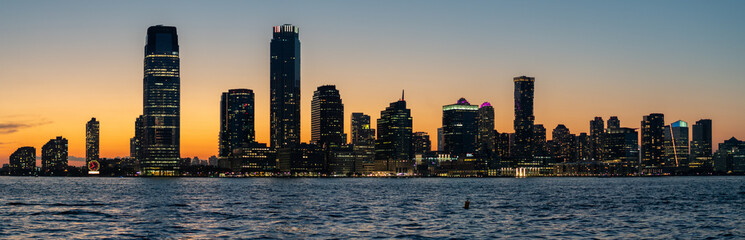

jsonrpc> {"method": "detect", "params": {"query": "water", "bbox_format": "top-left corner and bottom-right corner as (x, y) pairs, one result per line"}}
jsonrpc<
(1, 176), (744, 239)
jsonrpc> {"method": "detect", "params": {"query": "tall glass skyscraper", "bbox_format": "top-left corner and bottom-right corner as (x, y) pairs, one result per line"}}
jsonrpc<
(86, 117), (99, 172)
(690, 119), (713, 169)
(641, 113), (665, 172)
(270, 24), (301, 149)
(513, 76), (535, 167)
(311, 85), (344, 148)
(376, 94), (413, 161)
(442, 98), (478, 157)
(664, 120), (690, 168)
(219, 89), (255, 159)
(589, 117), (605, 161)
(141, 25), (180, 176)
(351, 113), (375, 146)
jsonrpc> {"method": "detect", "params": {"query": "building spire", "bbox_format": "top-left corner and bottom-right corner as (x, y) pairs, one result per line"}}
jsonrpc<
(401, 90), (405, 101)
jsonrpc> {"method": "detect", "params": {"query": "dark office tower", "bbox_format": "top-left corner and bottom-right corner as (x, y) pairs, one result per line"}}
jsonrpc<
(641, 113), (665, 171)
(311, 85), (344, 148)
(270, 24), (301, 149)
(141, 25), (180, 176)
(351, 113), (375, 146)
(576, 133), (591, 161)
(477, 102), (496, 155)
(442, 98), (478, 157)
(131, 115), (145, 162)
(41, 136), (68, 175)
(412, 132), (432, 154)
(219, 89), (255, 160)
(606, 127), (639, 173)
(589, 117), (605, 161)
(9, 146), (36, 175)
(513, 76), (535, 166)
(86, 118), (100, 166)
(690, 119), (713, 169)
(495, 132), (511, 160)
(664, 120), (690, 168)
(533, 124), (547, 152)
(552, 125), (574, 163)
(607, 116), (620, 130)
(375, 94), (413, 161)
(437, 128), (444, 151)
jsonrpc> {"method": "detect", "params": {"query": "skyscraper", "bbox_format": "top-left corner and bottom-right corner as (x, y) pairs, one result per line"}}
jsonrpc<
(141, 25), (181, 176)
(130, 115), (144, 162)
(442, 98), (478, 157)
(477, 102), (496, 157)
(605, 127), (639, 173)
(270, 24), (301, 148)
(41, 136), (68, 175)
(513, 76), (535, 167)
(690, 119), (713, 169)
(86, 117), (99, 171)
(551, 124), (574, 163)
(311, 85), (344, 148)
(607, 116), (620, 130)
(351, 113), (375, 146)
(664, 120), (690, 168)
(641, 113), (665, 172)
(412, 132), (432, 154)
(219, 89), (255, 159)
(9, 146), (35, 175)
(589, 117), (605, 161)
(376, 93), (413, 161)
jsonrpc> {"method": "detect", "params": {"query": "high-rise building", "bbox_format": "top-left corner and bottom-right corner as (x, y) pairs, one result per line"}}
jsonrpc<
(311, 85), (344, 148)
(141, 25), (181, 176)
(130, 115), (145, 162)
(589, 117), (605, 161)
(641, 113), (665, 171)
(351, 113), (375, 146)
(437, 128), (444, 152)
(690, 119), (713, 170)
(605, 127), (639, 172)
(41, 136), (68, 175)
(442, 98), (478, 157)
(413, 132), (432, 155)
(607, 116), (620, 130)
(551, 124), (574, 163)
(495, 132), (511, 160)
(664, 120), (690, 168)
(713, 137), (745, 173)
(86, 118), (100, 170)
(477, 102), (496, 156)
(375, 93), (413, 161)
(513, 76), (536, 167)
(576, 133), (591, 161)
(9, 146), (35, 175)
(219, 89), (255, 160)
(270, 24), (301, 149)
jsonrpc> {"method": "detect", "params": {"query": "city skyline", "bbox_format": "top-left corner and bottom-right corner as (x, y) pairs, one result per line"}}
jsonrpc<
(2, 1), (745, 165)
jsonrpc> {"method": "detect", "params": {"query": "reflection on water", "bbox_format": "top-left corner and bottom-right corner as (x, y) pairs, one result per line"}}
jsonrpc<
(1, 177), (744, 238)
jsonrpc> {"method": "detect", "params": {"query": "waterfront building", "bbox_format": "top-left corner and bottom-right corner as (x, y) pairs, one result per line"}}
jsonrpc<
(41, 136), (68, 175)
(442, 98), (478, 157)
(141, 25), (181, 176)
(476, 102), (496, 156)
(219, 89), (255, 160)
(9, 146), (35, 175)
(551, 124), (574, 163)
(664, 120), (690, 168)
(413, 132), (432, 155)
(589, 117), (605, 161)
(641, 113), (665, 172)
(605, 127), (639, 173)
(311, 85), (344, 148)
(351, 113), (375, 146)
(270, 24), (301, 148)
(513, 76), (536, 167)
(375, 92), (413, 161)
(690, 119), (713, 170)
(713, 137), (745, 173)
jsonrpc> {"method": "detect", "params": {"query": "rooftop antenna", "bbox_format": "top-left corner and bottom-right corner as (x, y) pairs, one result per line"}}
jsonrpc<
(401, 90), (405, 101)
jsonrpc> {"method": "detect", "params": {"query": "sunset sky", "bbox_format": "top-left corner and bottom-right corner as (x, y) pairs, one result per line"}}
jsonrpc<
(1, 0), (744, 166)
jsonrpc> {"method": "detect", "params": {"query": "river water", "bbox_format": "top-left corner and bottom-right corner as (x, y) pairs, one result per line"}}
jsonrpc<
(1, 176), (744, 239)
